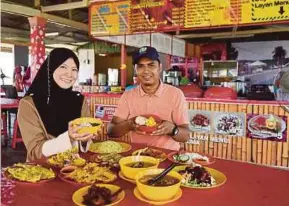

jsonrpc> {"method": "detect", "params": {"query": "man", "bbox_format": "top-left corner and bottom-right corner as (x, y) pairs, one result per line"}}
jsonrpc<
(107, 46), (189, 151)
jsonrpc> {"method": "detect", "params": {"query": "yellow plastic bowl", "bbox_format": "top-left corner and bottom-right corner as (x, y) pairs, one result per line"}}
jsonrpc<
(71, 117), (102, 134)
(119, 156), (159, 180)
(135, 168), (182, 201)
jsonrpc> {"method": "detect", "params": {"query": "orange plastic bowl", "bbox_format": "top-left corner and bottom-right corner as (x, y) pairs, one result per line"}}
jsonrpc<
(135, 114), (162, 134)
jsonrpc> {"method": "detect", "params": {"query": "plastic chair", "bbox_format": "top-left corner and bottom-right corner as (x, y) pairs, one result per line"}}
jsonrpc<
(11, 119), (23, 149)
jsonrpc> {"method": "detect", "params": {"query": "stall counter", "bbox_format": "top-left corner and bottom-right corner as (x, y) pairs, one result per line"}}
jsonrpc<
(84, 93), (289, 168)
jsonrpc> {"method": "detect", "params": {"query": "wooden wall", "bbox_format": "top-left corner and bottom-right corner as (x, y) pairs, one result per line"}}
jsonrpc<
(88, 96), (289, 168)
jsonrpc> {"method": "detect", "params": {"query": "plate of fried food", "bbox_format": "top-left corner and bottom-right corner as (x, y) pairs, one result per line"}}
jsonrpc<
(173, 165), (226, 189)
(89, 153), (122, 173)
(59, 163), (117, 185)
(132, 147), (167, 162)
(89, 141), (131, 154)
(4, 163), (56, 184)
(72, 184), (125, 206)
(47, 147), (86, 168)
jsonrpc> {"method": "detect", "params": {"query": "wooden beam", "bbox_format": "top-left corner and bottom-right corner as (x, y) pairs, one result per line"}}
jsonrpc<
(34, 0), (41, 9)
(68, 0), (73, 20)
(1, 2), (88, 31)
(1, 40), (30, 47)
(175, 27), (289, 39)
(41, 0), (88, 12)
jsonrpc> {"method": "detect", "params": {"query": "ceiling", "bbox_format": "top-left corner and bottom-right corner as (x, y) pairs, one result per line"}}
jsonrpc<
(1, 0), (289, 50)
(1, 0), (93, 50)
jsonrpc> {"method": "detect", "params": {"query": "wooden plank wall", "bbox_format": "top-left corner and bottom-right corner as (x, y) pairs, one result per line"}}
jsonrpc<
(88, 96), (131, 143)
(88, 96), (289, 167)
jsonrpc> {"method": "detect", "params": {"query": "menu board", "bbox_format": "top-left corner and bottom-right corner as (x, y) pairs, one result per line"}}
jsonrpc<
(241, 0), (289, 24)
(188, 110), (246, 137)
(89, 0), (289, 36)
(184, 0), (232, 28)
(90, 1), (130, 36)
(247, 114), (287, 142)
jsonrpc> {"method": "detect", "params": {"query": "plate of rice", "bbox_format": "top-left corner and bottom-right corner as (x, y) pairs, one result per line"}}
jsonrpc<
(89, 141), (132, 154)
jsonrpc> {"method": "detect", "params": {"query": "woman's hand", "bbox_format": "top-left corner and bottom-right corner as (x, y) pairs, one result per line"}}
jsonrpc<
(68, 121), (96, 142)
(151, 120), (175, 136)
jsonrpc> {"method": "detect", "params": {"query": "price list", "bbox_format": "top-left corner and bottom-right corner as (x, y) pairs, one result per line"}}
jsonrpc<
(130, 0), (165, 33)
(184, 0), (233, 28)
(90, 1), (130, 36)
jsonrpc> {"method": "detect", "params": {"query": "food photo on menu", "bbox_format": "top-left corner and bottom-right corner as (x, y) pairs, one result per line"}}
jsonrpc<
(188, 110), (212, 133)
(213, 112), (246, 136)
(247, 114), (287, 141)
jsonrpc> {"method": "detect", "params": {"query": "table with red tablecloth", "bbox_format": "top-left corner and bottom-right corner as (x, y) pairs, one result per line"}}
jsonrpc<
(1, 98), (20, 145)
(1, 143), (289, 206)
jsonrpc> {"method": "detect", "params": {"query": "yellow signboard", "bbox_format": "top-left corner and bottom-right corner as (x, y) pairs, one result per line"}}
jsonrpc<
(185, 0), (233, 28)
(90, 1), (130, 36)
(184, 0), (289, 28)
(89, 0), (289, 37)
(241, 0), (289, 24)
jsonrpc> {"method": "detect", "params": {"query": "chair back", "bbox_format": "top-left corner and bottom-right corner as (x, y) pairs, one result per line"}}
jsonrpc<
(1, 85), (18, 99)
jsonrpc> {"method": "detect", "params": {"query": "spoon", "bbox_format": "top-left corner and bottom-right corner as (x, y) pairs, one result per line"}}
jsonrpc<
(147, 163), (178, 185)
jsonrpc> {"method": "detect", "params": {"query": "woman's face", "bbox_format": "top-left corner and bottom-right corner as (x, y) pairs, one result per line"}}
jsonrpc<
(53, 58), (78, 89)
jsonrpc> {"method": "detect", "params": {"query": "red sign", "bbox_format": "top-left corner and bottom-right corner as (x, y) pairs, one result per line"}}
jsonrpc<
(94, 104), (117, 122)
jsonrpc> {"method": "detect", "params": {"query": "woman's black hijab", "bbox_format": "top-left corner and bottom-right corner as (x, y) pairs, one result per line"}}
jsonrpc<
(26, 48), (84, 137)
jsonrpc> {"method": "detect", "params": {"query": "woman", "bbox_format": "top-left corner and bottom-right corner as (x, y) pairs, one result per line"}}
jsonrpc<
(18, 48), (96, 161)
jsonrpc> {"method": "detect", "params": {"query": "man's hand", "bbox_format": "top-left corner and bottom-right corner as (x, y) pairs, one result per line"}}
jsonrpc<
(68, 121), (96, 142)
(151, 120), (175, 136)
(128, 117), (146, 135)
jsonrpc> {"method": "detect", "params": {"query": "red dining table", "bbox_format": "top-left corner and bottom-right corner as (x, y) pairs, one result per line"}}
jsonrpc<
(1, 98), (20, 144)
(1, 143), (289, 206)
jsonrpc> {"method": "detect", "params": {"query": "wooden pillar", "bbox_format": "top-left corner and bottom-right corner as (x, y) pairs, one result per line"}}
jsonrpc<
(120, 44), (127, 89)
(28, 16), (47, 82)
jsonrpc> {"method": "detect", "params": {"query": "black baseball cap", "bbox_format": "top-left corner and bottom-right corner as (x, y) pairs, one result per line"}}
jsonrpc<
(133, 46), (160, 65)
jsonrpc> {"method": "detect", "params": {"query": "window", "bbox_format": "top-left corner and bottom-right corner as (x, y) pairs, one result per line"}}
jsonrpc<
(0, 43), (14, 85)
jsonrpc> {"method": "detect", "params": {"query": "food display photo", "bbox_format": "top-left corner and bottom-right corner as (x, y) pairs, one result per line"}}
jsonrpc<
(188, 110), (212, 133)
(248, 114), (287, 141)
(213, 112), (246, 136)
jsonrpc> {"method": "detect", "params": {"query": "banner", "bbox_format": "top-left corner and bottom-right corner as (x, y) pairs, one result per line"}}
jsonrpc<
(94, 104), (117, 122)
(89, 0), (289, 36)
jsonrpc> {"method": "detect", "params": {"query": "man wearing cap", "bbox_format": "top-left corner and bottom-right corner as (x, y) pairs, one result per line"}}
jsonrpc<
(107, 46), (189, 151)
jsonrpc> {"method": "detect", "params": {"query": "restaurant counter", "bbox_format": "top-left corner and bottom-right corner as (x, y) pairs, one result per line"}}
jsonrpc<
(2, 143), (289, 206)
(83, 93), (289, 168)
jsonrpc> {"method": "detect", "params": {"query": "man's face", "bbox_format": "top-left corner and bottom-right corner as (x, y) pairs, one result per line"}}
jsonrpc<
(135, 57), (161, 86)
